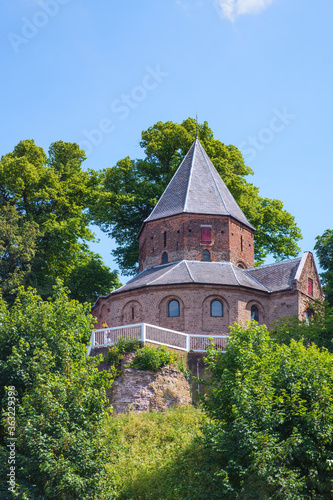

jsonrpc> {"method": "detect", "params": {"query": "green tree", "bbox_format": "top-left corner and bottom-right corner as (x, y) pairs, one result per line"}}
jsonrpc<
(0, 283), (114, 499)
(0, 204), (40, 303)
(200, 323), (333, 499)
(270, 300), (333, 352)
(0, 139), (119, 302)
(315, 229), (333, 307)
(64, 247), (121, 304)
(90, 118), (302, 275)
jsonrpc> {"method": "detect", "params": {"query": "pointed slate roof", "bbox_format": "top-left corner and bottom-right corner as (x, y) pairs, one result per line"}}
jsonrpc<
(144, 138), (254, 230)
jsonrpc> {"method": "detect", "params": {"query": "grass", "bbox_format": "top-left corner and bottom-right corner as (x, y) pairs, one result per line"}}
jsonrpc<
(103, 406), (209, 499)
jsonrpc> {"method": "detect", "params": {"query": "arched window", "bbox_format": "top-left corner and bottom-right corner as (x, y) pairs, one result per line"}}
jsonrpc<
(162, 252), (168, 264)
(251, 305), (259, 322)
(211, 300), (223, 317)
(305, 308), (314, 324)
(168, 299), (180, 317)
(202, 249), (211, 261)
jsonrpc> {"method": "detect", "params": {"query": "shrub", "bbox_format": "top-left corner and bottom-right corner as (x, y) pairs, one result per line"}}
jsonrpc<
(0, 283), (114, 499)
(271, 300), (333, 352)
(106, 336), (141, 366)
(131, 345), (178, 371)
(200, 323), (333, 498)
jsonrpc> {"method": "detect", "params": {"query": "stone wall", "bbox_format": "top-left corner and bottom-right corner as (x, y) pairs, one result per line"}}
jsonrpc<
(107, 354), (192, 414)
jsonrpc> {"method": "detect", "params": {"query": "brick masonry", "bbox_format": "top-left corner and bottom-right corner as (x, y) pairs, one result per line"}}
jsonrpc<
(93, 251), (322, 334)
(139, 213), (255, 271)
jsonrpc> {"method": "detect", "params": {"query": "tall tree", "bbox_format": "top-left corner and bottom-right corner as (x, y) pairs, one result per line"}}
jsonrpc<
(0, 139), (119, 302)
(90, 118), (302, 275)
(0, 204), (40, 302)
(315, 229), (333, 307)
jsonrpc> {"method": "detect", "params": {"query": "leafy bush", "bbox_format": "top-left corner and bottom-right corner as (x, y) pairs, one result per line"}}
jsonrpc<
(271, 300), (333, 352)
(106, 336), (141, 366)
(0, 283), (115, 499)
(131, 345), (178, 371)
(200, 323), (333, 499)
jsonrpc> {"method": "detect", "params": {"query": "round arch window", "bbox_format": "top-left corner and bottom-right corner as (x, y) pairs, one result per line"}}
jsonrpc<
(202, 249), (211, 261)
(211, 300), (223, 317)
(168, 299), (180, 317)
(162, 252), (168, 264)
(251, 305), (259, 322)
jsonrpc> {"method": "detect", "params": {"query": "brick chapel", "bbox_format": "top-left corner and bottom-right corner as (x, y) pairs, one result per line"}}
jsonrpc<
(92, 138), (322, 335)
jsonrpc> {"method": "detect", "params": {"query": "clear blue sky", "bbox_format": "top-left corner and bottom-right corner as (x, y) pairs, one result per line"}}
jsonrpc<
(1, 0), (332, 281)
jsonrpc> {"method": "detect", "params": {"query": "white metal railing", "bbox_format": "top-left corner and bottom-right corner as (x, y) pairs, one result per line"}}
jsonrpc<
(87, 323), (228, 355)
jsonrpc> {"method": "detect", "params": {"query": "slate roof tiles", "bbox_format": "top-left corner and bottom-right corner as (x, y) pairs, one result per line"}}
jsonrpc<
(110, 259), (303, 296)
(145, 138), (254, 230)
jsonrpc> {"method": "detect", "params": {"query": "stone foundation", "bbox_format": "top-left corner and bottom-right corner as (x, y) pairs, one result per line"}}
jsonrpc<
(107, 354), (192, 413)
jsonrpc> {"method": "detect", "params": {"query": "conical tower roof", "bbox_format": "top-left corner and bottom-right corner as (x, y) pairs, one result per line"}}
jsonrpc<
(144, 138), (254, 230)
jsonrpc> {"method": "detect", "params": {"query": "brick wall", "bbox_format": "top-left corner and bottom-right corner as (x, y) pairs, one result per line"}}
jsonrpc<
(297, 252), (323, 320)
(92, 283), (298, 334)
(92, 253), (323, 336)
(139, 213), (255, 271)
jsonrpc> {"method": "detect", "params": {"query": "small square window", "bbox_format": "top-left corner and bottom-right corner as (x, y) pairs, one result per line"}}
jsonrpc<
(201, 226), (211, 244)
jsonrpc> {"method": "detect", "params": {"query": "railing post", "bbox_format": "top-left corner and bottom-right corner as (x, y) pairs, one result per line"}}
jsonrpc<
(186, 334), (190, 352)
(141, 323), (146, 344)
(87, 331), (95, 357)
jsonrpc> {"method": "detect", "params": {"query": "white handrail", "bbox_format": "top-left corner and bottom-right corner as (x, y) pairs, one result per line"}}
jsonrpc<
(88, 323), (228, 354)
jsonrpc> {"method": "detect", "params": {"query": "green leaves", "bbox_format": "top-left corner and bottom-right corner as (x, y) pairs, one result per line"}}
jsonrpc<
(0, 139), (119, 304)
(0, 204), (40, 302)
(0, 283), (114, 498)
(130, 344), (178, 371)
(315, 229), (333, 307)
(271, 301), (333, 352)
(201, 323), (333, 498)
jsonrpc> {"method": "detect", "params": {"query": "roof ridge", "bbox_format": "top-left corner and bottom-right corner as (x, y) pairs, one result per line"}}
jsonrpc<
(294, 252), (309, 282)
(247, 257), (302, 271)
(197, 140), (230, 216)
(184, 261), (195, 282)
(144, 143), (194, 222)
(183, 140), (196, 212)
(147, 260), (183, 285)
(230, 262), (241, 286)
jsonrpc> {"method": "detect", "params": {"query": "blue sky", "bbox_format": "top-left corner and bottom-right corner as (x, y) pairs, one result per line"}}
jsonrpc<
(1, 0), (332, 281)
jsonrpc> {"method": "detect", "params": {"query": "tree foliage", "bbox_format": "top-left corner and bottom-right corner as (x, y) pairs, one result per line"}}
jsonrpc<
(200, 323), (333, 499)
(0, 139), (119, 303)
(0, 204), (40, 303)
(270, 300), (333, 352)
(315, 229), (333, 307)
(90, 118), (302, 275)
(0, 283), (114, 499)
